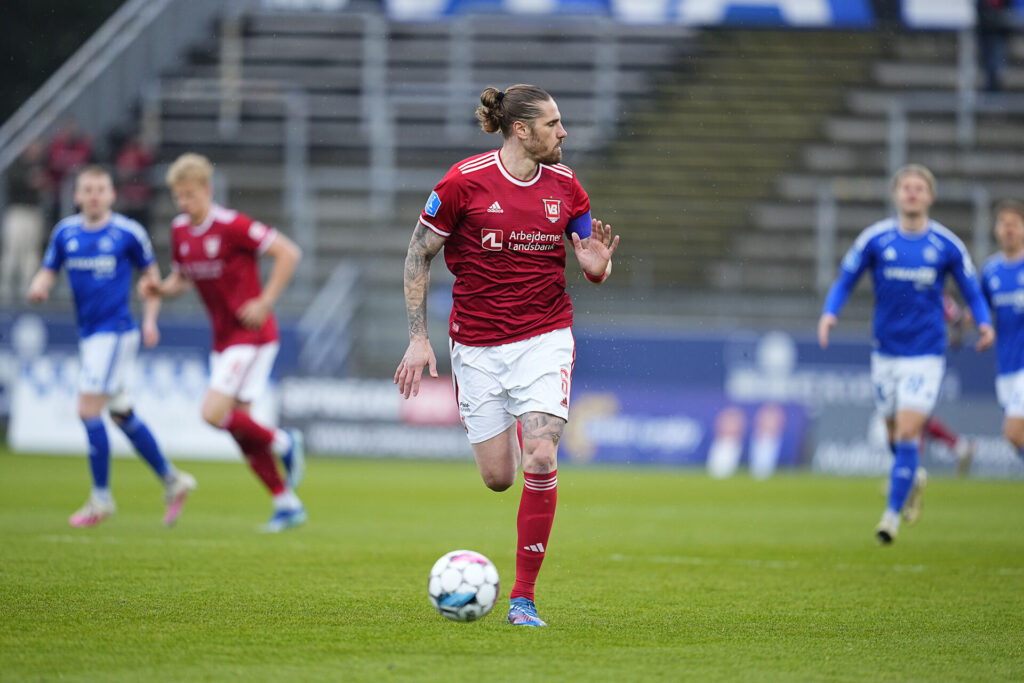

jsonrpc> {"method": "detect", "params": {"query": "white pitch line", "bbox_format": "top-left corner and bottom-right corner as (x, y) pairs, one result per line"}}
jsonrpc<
(610, 553), (1020, 576)
(36, 534), (232, 548)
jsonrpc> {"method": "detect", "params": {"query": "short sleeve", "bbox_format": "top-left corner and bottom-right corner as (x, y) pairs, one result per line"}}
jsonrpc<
(124, 222), (155, 269)
(570, 174), (590, 220)
(41, 226), (65, 271)
(418, 172), (464, 238)
(228, 212), (278, 254)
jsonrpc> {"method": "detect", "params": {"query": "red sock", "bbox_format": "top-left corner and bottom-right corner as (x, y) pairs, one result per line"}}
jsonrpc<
(223, 410), (285, 495)
(511, 470), (557, 601)
(924, 417), (958, 449)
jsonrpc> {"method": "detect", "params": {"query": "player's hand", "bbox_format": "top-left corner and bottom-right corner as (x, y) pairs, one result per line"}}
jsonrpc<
(237, 297), (272, 329)
(817, 313), (837, 349)
(137, 276), (161, 299)
(394, 336), (438, 399)
(975, 323), (995, 352)
(142, 319), (160, 348)
(571, 218), (619, 280)
(27, 280), (49, 304)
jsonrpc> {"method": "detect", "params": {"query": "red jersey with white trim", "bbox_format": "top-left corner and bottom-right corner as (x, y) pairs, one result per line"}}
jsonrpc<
(419, 149), (590, 346)
(170, 204), (279, 351)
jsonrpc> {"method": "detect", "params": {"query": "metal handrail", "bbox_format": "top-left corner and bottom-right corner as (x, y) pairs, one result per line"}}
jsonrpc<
(0, 0), (249, 175)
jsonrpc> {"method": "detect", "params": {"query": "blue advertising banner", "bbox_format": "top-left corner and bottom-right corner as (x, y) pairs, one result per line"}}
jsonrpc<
(563, 383), (809, 476)
(385, 0), (876, 27)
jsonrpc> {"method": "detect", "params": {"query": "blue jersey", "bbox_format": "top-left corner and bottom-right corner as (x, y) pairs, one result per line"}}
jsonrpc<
(823, 217), (991, 357)
(42, 213), (155, 339)
(981, 253), (1024, 375)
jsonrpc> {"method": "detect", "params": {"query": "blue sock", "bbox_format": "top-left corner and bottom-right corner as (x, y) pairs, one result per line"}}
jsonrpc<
(887, 440), (919, 514)
(83, 417), (111, 490)
(117, 412), (170, 479)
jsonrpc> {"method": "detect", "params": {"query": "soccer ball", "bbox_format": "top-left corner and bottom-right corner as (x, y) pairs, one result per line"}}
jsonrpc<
(427, 549), (500, 622)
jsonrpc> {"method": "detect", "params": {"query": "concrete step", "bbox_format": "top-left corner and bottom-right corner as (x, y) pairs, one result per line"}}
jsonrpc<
(803, 143), (1024, 177)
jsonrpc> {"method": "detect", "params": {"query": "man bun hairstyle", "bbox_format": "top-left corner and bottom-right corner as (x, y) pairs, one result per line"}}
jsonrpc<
(475, 84), (553, 137)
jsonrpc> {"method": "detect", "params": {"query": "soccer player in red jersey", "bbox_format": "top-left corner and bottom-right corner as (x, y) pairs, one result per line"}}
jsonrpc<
(395, 85), (620, 626)
(143, 153), (307, 532)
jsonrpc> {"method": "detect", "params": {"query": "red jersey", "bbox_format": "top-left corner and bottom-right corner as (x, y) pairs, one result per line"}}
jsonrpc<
(419, 150), (590, 346)
(171, 205), (279, 352)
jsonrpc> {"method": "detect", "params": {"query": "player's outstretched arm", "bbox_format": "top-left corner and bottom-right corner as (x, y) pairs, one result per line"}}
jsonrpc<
(395, 222), (446, 399)
(27, 268), (57, 304)
(238, 233), (301, 330)
(139, 263), (162, 348)
(570, 218), (619, 284)
(143, 270), (191, 299)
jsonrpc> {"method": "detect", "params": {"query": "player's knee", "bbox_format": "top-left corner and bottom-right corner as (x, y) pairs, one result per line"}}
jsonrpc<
(78, 407), (102, 421)
(482, 473), (514, 492)
(1004, 423), (1024, 451)
(200, 404), (226, 427)
(109, 410), (132, 427)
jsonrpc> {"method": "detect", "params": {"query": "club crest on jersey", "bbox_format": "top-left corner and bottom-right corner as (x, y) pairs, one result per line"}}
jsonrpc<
(203, 236), (221, 258)
(542, 198), (561, 223)
(180, 242), (190, 256)
(481, 228), (503, 251)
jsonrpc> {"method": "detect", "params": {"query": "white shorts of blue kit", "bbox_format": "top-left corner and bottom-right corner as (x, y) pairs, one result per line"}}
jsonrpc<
(78, 328), (140, 410)
(870, 352), (945, 418)
(996, 368), (1024, 418)
(449, 327), (575, 444)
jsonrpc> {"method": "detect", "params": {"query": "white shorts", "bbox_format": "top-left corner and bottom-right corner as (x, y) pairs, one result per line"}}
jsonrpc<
(78, 329), (140, 408)
(450, 327), (575, 444)
(871, 352), (945, 418)
(209, 342), (279, 403)
(996, 369), (1024, 418)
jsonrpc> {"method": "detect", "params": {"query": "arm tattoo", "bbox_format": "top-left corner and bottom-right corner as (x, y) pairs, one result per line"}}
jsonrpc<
(404, 223), (447, 337)
(521, 412), (566, 448)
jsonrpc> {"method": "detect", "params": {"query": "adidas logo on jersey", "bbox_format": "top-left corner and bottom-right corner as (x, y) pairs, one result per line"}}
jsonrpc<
(523, 543), (545, 553)
(487, 201), (503, 213)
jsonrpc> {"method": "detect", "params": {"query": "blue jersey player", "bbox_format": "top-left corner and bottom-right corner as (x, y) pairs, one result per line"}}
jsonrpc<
(27, 165), (196, 528)
(981, 199), (1024, 457)
(817, 164), (994, 545)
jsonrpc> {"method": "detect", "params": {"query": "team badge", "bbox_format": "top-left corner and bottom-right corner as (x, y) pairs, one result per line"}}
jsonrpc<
(98, 236), (114, 252)
(67, 238), (79, 252)
(923, 246), (938, 263)
(425, 191), (442, 217)
(542, 198), (561, 223)
(203, 236), (221, 258)
(481, 228), (503, 251)
(180, 242), (190, 256)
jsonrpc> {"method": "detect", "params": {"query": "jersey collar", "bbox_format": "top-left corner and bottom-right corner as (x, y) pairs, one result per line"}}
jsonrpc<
(189, 204), (219, 236)
(495, 150), (542, 187)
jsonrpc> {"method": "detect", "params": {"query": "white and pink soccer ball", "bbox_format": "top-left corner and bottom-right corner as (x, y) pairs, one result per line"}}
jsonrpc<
(428, 550), (500, 622)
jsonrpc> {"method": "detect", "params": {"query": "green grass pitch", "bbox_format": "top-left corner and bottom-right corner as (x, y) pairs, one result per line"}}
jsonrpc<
(1, 450), (1022, 682)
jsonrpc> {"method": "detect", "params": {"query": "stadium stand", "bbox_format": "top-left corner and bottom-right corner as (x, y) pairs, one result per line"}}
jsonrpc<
(5, 2), (1024, 373)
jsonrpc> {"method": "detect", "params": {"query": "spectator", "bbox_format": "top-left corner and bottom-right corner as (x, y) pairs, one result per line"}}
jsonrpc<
(977, 0), (1016, 93)
(46, 120), (93, 222)
(114, 133), (155, 227)
(1, 140), (47, 302)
